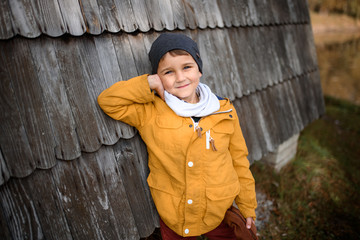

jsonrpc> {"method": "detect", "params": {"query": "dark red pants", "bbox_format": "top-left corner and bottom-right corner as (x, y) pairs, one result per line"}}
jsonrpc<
(160, 218), (236, 240)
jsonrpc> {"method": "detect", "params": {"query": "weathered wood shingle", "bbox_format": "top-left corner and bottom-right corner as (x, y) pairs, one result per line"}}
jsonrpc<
(0, 0), (310, 39)
(0, 136), (157, 239)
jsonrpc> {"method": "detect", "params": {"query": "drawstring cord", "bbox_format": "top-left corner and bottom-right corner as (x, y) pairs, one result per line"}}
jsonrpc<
(210, 138), (217, 151)
(193, 120), (217, 151)
(195, 126), (202, 138)
(191, 109), (234, 151)
(205, 130), (217, 151)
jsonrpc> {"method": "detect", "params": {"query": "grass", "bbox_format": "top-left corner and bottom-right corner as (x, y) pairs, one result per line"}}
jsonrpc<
(251, 96), (360, 239)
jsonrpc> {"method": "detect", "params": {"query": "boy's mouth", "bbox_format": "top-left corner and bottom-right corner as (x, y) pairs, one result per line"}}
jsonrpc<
(177, 83), (190, 89)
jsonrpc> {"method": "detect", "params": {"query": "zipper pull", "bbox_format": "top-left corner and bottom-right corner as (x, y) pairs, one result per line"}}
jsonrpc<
(194, 122), (202, 138)
(206, 130), (217, 151)
(196, 126), (202, 138)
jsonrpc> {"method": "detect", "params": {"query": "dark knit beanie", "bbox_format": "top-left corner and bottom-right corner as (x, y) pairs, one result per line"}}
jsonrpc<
(148, 33), (202, 74)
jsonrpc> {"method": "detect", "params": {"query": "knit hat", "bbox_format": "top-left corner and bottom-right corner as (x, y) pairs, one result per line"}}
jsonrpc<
(148, 33), (203, 74)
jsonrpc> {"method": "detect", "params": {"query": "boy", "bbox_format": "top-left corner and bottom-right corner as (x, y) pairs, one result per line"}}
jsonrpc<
(98, 33), (257, 239)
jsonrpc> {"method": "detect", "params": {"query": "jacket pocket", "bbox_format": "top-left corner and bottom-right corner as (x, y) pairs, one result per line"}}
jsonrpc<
(147, 173), (185, 228)
(155, 115), (183, 129)
(154, 115), (183, 150)
(203, 181), (240, 227)
(210, 121), (234, 152)
(212, 121), (234, 134)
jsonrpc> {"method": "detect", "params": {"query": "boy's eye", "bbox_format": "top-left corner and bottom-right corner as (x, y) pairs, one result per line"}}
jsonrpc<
(165, 70), (172, 75)
(184, 66), (191, 70)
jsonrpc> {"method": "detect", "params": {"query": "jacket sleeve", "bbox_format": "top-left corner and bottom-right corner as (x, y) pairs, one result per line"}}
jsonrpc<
(97, 74), (155, 128)
(229, 107), (257, 219)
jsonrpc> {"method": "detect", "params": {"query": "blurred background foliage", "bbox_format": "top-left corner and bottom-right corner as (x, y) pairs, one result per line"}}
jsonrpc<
(250, 1), (360, 239)
(308, 0), (360, 19)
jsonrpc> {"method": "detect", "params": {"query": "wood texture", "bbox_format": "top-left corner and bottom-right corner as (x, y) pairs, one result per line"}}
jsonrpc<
(0, 38), (56, 177)
(170, 0), (186, 30)
(0, 142), (154, 239)
(57, 0), (86, 36)
(114, 135), (159, 237)
(93, 34), (136, 141)
(145, 0), (174, 31)
(50, 150), (138, 239)
(15, 169), (72, 240)
(0, 42), (35, 178)
(79, 0), (104, 35)
(129, 0), (151, 32)
(0, 150), (10, 186)
(54, 36), (103, 153)
(0, 0), (14, 39)
(29, 36), (81, 161)
(0, 0), (311, 39)
(30, 0), (65, 37)
(114, 0), (137, 33)
(235, 70), (325, 162)
(8, 0), (41, 38)
(96, 0), (122, 33)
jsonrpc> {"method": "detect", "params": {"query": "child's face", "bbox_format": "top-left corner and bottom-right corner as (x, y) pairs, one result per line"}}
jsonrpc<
(157, 52), (202, 103)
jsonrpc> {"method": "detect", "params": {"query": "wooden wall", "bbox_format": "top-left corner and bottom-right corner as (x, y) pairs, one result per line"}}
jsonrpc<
(0, 0), (324, 239)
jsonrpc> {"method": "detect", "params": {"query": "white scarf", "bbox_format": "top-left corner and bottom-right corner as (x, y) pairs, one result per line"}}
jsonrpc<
(164, 83), (220, 117)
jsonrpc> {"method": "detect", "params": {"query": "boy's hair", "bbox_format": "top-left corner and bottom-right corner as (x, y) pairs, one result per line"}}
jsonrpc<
(148, 33), (202, 74)
(167, 49), (190, 57)
(159, 49), (190, 63)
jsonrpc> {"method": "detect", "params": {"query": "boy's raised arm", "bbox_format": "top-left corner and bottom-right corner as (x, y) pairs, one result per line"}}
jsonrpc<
(97, 74), (155, 128)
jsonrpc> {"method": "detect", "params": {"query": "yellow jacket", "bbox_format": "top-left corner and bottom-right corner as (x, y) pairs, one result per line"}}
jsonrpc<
(98, 74), (257, 237)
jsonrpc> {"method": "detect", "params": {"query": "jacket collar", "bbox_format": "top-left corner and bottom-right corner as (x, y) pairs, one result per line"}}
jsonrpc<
(155, 97), (234, 126)
(195, 98), (235, 133)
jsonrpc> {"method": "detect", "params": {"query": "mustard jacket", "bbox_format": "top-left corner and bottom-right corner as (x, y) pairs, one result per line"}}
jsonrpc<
(97, 74), (257, 237)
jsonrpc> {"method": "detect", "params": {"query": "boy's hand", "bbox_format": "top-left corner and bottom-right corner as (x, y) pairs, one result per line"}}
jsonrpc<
(246, 217), (255, 229)
(148, 74), (165, 101)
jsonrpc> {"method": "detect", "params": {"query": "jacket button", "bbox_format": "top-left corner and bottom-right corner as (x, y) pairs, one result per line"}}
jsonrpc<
(188, 161), (194, 167)
(184, 229), (189, 234)
(189, 124), (193, 128)
(187, 199), (193, 204)
(229, 114), (233, 118)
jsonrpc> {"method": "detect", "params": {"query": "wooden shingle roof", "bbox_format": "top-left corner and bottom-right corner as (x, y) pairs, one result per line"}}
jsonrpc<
(0, 0), (309, 39)
(0, 0), (324, 239)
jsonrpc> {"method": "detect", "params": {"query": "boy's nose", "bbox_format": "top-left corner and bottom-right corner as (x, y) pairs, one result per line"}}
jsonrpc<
(175, 71), (186, 82)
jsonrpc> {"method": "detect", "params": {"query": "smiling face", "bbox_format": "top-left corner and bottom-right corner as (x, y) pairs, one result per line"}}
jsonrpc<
(157, 51), (202, 104)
